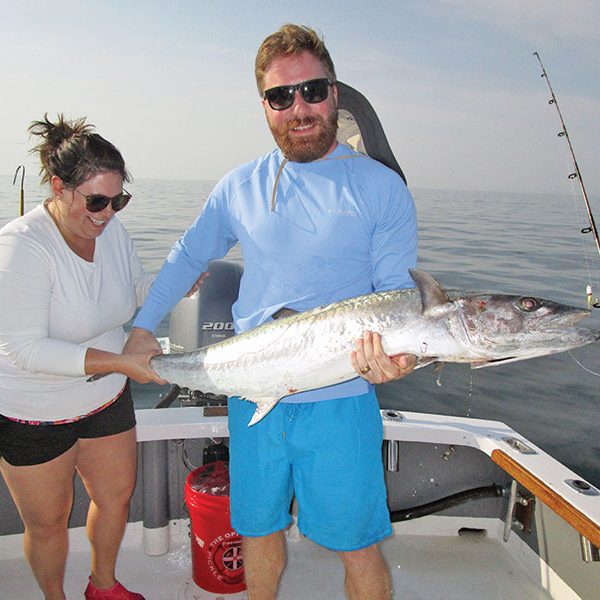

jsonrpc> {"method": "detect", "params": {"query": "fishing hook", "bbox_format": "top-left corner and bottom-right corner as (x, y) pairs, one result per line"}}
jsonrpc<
(533, 52), (600, 309)
(12, 164), (25, 217)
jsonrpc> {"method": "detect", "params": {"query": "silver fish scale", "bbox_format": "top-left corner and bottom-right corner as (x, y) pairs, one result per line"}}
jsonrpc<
(151, 288), (426, 399)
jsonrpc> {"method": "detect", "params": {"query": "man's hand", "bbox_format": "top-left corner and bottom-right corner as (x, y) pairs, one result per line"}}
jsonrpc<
(186, 271), (210, 297)
(351, 331), (416, 384)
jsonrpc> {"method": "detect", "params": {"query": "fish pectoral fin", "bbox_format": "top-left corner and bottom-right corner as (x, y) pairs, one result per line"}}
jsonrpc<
(246, 396), (281, 426)
(470, 356), (517, 369)
(414, 356), (439, 370)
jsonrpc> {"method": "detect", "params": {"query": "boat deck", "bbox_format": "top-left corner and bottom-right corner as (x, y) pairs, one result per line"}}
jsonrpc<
(1, 520), (555, 600)
(2, 408), (596, 599)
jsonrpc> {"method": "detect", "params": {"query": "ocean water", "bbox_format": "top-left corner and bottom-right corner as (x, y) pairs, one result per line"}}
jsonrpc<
(1, 176), (599, 487)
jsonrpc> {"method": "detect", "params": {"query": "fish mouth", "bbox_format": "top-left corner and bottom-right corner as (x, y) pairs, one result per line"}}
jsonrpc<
(470, 326), (600, 369)
(585, 328), (600, 343)
(533, 325), (600, 344)
(545, 306), (591, 328)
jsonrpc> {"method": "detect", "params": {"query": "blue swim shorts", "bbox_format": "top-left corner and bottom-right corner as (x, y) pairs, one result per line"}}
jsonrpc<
(227, 391), (392, 552)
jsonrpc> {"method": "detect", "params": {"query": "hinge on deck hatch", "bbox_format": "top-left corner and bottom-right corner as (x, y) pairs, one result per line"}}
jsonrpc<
(503, 480), (535, 542)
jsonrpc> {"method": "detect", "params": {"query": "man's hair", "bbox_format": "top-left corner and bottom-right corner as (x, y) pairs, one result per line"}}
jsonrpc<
(255, 24), (336, 95)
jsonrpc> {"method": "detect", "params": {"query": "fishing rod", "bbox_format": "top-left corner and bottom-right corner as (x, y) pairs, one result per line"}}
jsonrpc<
(12, 164), (25, 217)
(533, 52), (600, 309)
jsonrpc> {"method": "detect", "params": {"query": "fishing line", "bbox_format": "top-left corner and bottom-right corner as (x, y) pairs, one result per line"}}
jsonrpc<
(564, 152), (598, 300)
(568, 351), (600, 378)
(533, 52), (600, 309)
(466, 373), (474, 417)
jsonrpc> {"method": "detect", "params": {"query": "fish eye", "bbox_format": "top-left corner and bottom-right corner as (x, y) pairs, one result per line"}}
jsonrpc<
(518, 297), (541, 312)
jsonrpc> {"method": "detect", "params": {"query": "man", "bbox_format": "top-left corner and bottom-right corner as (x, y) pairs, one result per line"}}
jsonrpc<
(129, 24), (417, 600)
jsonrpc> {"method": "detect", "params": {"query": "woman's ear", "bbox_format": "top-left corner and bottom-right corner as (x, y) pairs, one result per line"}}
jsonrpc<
(50, 175), (65, 199)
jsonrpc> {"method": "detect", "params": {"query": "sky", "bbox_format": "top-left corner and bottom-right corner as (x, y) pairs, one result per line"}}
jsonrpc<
(1, 0), (599, 194)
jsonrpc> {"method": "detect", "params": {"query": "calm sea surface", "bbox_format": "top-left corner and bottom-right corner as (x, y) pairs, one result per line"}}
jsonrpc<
(1, 176), (599, 486)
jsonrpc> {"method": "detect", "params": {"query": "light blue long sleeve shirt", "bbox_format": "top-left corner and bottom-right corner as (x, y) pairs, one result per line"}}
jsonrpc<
(134, 143), (417, 402)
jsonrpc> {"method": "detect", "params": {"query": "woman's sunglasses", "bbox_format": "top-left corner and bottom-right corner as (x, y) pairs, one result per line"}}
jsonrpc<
(263, 78), (333, 111)
(73, 187), (132, 213)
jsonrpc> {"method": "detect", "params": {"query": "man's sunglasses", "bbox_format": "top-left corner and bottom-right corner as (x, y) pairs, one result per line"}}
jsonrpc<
(263, 78), (333, 111)
(73, 187), (132, 213)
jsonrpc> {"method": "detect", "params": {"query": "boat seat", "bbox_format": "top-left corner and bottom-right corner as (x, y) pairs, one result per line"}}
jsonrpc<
(336, 81), (407, 183)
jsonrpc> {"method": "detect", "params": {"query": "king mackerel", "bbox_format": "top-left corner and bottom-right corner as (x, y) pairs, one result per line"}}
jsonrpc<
(149, 270), (600, 425)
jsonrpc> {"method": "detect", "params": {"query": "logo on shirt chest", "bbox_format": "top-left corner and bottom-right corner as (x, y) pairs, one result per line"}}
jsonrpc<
(326, 208), (357, 217)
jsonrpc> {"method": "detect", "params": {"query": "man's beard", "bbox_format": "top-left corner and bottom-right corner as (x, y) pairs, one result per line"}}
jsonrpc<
(269, 111), (338, 163)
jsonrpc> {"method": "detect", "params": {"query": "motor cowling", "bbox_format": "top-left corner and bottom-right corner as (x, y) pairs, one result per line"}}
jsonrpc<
(168, 259), (243, 353)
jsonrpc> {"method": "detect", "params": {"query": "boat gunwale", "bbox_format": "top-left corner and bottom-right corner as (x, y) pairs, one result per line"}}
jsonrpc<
(133, 406), (600, 547)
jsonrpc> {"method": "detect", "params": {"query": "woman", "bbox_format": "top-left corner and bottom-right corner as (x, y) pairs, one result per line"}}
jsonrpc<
(0, 115), (168, 600)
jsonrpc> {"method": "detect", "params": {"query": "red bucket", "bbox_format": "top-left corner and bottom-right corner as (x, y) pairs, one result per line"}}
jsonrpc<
(184, 461), (245, 594)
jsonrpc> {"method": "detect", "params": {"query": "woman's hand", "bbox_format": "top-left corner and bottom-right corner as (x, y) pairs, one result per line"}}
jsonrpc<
(123, 327), (163, 355)
(85, 336), (167, 385)
(118, 350), (168, 385)
(120, 328), (167, 384)
(351, 331), (416, 384)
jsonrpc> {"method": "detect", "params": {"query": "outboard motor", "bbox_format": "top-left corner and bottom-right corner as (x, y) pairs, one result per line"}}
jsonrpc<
(168, 259), (243, 353)
(157, 259), (243, 411)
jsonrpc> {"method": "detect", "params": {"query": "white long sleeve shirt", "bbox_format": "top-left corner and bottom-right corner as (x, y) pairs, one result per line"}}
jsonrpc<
(0, 202), (153, 421)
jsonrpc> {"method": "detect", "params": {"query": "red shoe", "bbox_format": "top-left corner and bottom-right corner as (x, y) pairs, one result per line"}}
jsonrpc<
(84, 578), (145, 600)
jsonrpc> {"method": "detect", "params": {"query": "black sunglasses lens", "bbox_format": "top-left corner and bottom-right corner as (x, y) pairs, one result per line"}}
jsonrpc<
(86, 193), (131, 213)
(265, 86), (295, 110)
(265, 79), (330, 110)
(112, 193), (131, 212)
(299, 79), (329, 103)
(86, 195), (111, 213)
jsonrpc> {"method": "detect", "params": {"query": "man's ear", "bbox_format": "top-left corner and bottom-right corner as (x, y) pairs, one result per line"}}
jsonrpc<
(331, 83), (339, 106)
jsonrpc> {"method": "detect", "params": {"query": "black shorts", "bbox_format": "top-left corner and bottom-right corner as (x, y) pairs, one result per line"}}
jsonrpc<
(0, 381), (136, 467)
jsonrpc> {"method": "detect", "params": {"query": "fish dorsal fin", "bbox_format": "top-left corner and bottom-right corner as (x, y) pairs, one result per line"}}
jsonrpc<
(409, 269), (450, 315)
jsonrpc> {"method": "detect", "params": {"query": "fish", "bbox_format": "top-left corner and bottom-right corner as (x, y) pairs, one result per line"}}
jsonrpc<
(150, 269), (599, 426)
